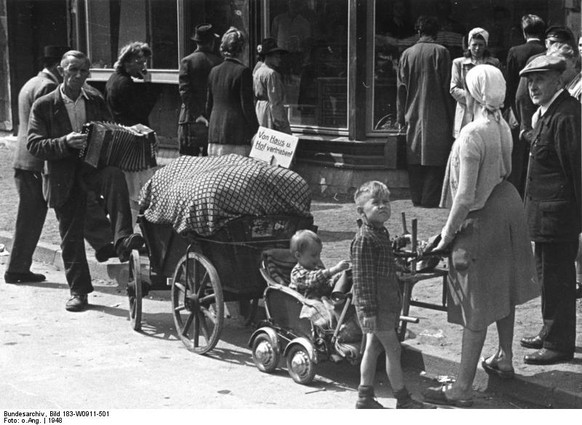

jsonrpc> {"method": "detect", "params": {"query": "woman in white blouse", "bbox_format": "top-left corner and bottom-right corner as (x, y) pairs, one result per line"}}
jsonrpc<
(450, 27), (500, 138)
(423, 64), (539, 407)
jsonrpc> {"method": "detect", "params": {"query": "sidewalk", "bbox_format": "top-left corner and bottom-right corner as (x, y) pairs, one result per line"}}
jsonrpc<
(1, 131), (581, 408)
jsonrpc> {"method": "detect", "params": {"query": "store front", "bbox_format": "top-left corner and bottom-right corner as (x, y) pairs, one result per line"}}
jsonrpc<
(5, 0), (579, 196)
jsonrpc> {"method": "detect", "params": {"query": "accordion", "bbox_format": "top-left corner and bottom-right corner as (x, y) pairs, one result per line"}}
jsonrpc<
(80, 121), (158, 172)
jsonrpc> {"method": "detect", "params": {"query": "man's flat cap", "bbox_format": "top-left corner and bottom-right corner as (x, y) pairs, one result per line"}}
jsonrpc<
(519, 55), (566, 76)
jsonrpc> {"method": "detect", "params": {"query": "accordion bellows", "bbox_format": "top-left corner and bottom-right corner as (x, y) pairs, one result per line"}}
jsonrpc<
(80, 121), (158, 172)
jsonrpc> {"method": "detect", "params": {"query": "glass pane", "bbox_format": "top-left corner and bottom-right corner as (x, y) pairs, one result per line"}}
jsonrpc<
(268, 0), (348, 129)
(87, 0), (178, 69)
(372, 0), (548, 133)
(183, 0), (251, 67)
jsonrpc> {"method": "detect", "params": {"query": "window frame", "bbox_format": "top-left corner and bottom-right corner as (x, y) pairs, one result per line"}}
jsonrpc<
(83, 0), (183, 84)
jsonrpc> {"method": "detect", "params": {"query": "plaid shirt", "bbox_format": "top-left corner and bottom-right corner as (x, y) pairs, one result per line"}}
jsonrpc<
(350, 219), (400, 318)
(290, 264), (332, 298)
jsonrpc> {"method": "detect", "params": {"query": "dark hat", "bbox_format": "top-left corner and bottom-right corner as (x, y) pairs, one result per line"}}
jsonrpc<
(43, 45), (70, 60)
(191, 24), (219, 43)
(257, 38), (288, 56)
(545, 25), (574, 43)
(519, 54), (567, 76)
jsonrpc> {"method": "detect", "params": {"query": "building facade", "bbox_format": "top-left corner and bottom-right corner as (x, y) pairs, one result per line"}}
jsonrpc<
(2, 0), (579, 197)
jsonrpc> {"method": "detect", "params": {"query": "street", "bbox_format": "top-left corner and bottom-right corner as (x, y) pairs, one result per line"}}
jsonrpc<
(1, 259), (538, 413)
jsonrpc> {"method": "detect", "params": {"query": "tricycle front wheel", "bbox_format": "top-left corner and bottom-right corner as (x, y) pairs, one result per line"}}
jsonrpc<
(171, 251), (224, 354)
(286, 345), (316, 385)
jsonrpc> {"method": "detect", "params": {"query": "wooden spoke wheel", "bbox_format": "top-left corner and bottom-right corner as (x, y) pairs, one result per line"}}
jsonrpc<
(171, 251), (224, 355)
(127, 249), (142, 331)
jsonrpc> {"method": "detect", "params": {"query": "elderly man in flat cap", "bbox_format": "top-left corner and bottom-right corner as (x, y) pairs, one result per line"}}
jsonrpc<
(519, 55), (581, 365)
(178, 24), (222, 156)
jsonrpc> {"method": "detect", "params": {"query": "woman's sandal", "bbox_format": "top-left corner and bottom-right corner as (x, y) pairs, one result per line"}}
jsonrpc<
(422, 384), (474, 408)
(481, 357), (515, 380)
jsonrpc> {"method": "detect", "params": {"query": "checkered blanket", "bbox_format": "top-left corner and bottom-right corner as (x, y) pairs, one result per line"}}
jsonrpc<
(139, 154), (312, 236)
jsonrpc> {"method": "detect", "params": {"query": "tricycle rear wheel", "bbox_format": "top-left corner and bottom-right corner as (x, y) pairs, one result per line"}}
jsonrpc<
(171, 251), (224, 354)
(286, 345), (316, 385)
(127, 249), (142, 331)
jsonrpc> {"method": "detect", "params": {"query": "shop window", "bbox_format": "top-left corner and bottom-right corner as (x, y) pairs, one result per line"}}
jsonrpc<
(86, 0), (178, 69)
(371, 0), (546, 134)
(182, 0), (251, 67)
(267, 0), (348, 129)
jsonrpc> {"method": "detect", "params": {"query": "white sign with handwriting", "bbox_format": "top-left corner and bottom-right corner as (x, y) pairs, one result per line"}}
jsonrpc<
(250, 126), (298, 168)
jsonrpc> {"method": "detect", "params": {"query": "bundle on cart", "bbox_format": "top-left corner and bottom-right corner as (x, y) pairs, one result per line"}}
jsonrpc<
(139, 154), (312, 236)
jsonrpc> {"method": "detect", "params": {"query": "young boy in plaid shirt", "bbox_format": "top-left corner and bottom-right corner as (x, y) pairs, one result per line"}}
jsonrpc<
(351, 181), (426, 409)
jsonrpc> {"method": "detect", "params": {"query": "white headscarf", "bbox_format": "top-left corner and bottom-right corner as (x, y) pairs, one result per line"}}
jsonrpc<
(468, 27), (489, 46)
(465, 64), (506, 121)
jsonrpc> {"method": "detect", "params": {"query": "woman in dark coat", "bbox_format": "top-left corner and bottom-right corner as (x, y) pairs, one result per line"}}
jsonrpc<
(207, 27), (259, 156)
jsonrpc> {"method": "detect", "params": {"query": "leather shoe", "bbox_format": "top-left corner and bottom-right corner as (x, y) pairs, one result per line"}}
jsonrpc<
(4, 271), (46, 284)
(65, 294), (88, 312)
(116, 234), (145, 262)
(524, 348), (573, 365)
(520, 334), (543, 349)
(95, 242), (117, 263)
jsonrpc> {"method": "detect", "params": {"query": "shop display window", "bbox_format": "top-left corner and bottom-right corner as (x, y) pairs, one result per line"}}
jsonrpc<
(266, 0), (348, 129)
(86, 0), (178, 69)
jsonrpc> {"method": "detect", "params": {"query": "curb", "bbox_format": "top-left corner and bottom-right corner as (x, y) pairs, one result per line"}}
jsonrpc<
(1, 229), (580, 409)
(0, 231), (128, 284)
(401, 344), (581, 409)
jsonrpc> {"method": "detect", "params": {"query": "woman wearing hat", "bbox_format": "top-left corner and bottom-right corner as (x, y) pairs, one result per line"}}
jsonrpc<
(423, 65), (538, 406)
(207, 27), (259, 156)
(253, 38), (292, 134)
(450, 27), (500, 138)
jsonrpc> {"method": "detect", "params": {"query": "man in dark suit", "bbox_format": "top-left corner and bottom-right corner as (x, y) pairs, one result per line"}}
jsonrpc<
(178, 24), (222, 156)
(506, 15), (546, 116)
(4, 46), (116, 285)
(27, 50), (144, 312)
(511, 25), (576, 197)
(519, 55), (581, 365)
(505, 15), (546, 197)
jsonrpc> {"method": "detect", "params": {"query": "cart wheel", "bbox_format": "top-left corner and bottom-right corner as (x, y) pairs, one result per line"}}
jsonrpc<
(171, 251), (224, 355)
(252, 333), (280, 373)
(127, 249), (142, 331)
(286, 345), (316, 385)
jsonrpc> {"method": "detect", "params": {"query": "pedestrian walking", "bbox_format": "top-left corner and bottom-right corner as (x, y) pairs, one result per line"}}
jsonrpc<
(106, 41), (161, 225)
(505, 14), (546, 197)
(206, 27), (259, 156)
(178, 24), (222, 156)
(450, 27), (500, 138)
(253, 38), (291, 134)
(27, 50), (145, 312)
(4, 45), (116, 285)
(397, 15), (454, 208)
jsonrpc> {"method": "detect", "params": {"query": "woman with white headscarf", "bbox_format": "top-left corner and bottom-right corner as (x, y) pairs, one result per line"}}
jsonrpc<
(423, 65), (539, 407)
(450, 27), (501, 138)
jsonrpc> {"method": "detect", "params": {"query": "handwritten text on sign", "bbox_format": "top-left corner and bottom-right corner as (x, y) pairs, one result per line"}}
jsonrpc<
(250, 126), (298, 168)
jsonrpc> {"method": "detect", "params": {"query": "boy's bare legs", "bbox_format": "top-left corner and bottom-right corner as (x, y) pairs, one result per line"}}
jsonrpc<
(359, 333), (383, 386)
(375, 329), (405, 391)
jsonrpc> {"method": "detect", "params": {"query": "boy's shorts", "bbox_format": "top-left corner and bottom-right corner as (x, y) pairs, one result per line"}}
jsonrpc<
(355, 306), (400, 333)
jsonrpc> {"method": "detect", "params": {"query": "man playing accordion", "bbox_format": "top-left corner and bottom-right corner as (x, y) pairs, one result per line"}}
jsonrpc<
(27, 50), (145, 312)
